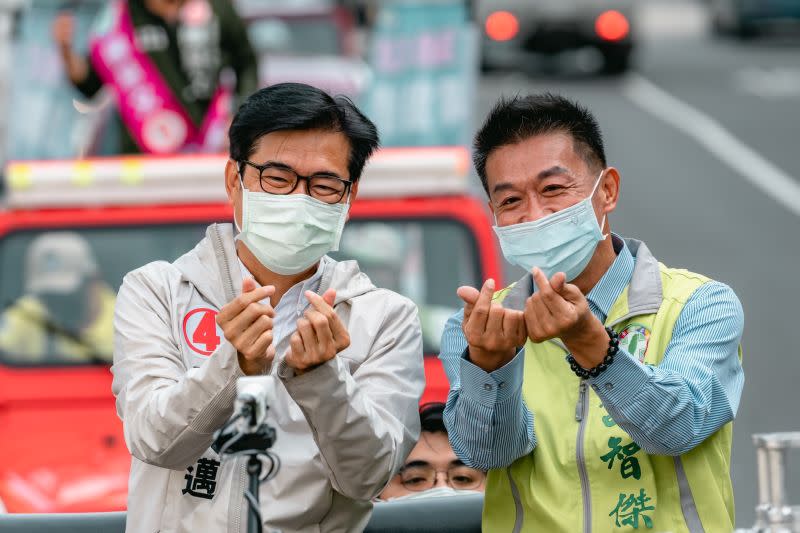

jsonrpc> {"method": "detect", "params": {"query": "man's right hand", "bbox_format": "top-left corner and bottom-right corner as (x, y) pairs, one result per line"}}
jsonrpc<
(216, 278), (276, 376)
(457, 279), (527, 373)
(52, 12), (91, 85)
(52, 13), (75, 51)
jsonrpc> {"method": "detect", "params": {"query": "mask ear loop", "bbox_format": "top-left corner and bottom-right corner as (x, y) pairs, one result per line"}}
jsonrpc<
(234, 161), (247, 233)
(592, 169), (610, 240)
(331, 185), (352, 251)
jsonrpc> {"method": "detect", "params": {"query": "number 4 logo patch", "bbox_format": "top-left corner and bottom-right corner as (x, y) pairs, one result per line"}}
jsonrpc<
(183, 308), (222, 356)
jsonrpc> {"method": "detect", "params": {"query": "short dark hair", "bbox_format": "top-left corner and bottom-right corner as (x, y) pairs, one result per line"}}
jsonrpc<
(229, 83), (380, 182)
(419, 402), (446, 434)
(473, 93), (607, 194)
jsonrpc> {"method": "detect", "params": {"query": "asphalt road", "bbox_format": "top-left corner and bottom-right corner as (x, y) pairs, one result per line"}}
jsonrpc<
(476, 2), (800, 527)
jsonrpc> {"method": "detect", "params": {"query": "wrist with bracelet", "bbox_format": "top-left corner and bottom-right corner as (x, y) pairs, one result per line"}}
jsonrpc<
(566, 326), (619, 380)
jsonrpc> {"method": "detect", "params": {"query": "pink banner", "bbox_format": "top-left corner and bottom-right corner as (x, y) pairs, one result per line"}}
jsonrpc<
(89, 1), (230, 154)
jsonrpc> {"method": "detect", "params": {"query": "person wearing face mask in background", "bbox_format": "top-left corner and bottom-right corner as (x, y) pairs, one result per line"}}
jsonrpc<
(378, 402), (486, 502)
(0, 232), (116, 363)
(439, 94), (744, 532)
(52, 0), (258, 155)
(111, 83), (425, 533)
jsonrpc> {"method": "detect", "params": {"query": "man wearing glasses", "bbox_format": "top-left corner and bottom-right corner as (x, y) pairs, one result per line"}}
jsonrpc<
(111, 83), (425, 533)
(379, 403), (486, 501)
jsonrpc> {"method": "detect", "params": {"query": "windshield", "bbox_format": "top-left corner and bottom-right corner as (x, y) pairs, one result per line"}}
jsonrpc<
(0, 224), (209, 365)
(0, 218), (479, 365)
(333, 218), (480, 354)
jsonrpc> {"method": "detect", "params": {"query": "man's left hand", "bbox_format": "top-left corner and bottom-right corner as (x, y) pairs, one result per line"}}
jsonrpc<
(525, 267), (609, 369)
(285, 289), (350, 376)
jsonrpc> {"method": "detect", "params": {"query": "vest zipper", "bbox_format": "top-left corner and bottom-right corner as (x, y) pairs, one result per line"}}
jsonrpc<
(507, 469), (525, 533)
(575, 381), (586, 422)
(576, 380), (592, 533)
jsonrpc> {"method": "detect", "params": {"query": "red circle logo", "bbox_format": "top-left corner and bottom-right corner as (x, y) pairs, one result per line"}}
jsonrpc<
(183, 308), (222, 356)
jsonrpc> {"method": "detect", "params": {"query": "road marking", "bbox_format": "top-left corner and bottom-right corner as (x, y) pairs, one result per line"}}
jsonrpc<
(735, 67), (800, 100)
(623, 73), (800, 217)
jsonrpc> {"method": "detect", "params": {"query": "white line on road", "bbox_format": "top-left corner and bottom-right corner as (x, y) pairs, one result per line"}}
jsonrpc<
(734, 67), (800, 100)
(622, 73), (800, 217)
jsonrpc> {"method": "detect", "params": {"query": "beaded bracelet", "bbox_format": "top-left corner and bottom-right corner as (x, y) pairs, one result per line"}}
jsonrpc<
(566, 327), (620, 380)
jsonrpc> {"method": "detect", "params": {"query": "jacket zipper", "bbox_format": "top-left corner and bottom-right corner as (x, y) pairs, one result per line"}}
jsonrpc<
(210, 225), (245, 533)
(212, 225), (237, 303)
(233, 456), (245, 533)
(576, 380), (592, 533)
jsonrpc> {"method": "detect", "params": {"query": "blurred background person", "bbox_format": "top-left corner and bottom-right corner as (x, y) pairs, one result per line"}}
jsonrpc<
(379, 402), (486, 501)
(0, 232), (116, 363)
(52, 0), (258, 155)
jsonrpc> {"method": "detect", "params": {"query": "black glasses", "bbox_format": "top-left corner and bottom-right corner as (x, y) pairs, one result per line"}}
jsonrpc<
(398, 464), (486, 492)
(238, 160), (352, 204)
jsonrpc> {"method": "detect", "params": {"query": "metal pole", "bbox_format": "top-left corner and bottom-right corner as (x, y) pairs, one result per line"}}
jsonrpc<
(756, 445), (772, 529)
(752, 432), (800, 532)
(767, 447), (787, 511)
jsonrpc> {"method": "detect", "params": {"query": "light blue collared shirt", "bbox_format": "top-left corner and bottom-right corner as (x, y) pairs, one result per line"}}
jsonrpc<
(440, 237), (745, 470)
(238, 257), (326, 348)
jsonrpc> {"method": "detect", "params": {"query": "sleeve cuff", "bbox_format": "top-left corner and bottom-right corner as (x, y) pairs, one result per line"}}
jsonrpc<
(587, 349), (652, 406)
(459, 347), (525, 407)
(277, 356), (340, 388)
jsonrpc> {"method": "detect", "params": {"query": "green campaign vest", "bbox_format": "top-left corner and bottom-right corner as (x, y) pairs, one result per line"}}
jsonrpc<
(483, 239), (738, 533)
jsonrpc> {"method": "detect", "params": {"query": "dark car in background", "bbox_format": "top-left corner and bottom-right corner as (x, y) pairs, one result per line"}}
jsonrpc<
(711, 0), (800, 38)
(474, 0), (635, 75)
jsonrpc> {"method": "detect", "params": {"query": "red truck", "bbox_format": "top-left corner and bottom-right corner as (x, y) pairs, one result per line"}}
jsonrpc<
(0, 146), (502, 513)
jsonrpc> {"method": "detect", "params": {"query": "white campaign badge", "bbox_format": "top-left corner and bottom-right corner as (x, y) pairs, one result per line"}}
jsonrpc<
(618, 324), (651, 363)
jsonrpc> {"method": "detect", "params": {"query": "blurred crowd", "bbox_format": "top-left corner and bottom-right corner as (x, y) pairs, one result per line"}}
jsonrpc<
(0, 0), (477, 162)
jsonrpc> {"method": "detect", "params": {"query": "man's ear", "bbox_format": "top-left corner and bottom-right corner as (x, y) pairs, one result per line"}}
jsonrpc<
(342, 180), (359, 222)
(224, 159), (240, 206)
(601, 167), (621, 215)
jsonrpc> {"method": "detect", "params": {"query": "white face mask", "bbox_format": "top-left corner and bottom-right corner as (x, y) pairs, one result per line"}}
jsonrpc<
(235, 177), (349, 275)
(386, 487), (483, 501)
(493, 170), (608, 281)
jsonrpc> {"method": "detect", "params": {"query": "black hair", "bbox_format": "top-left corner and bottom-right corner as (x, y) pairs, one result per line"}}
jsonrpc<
(419, 402), (446, 434)
(229, 83), (380, 182)
(473, 93), (607, 194)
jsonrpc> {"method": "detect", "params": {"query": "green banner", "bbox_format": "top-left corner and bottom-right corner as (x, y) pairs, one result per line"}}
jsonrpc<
(365, 1), (478, 147)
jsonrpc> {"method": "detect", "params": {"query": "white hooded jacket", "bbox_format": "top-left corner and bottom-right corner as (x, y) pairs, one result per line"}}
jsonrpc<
(111, 223), (425, 532)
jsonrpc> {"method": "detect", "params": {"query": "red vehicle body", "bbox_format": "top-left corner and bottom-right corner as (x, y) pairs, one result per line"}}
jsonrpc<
(0, 147), (502, 513)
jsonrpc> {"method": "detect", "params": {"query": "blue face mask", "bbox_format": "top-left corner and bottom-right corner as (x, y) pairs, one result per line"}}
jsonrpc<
(493, 171), (608, 281)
